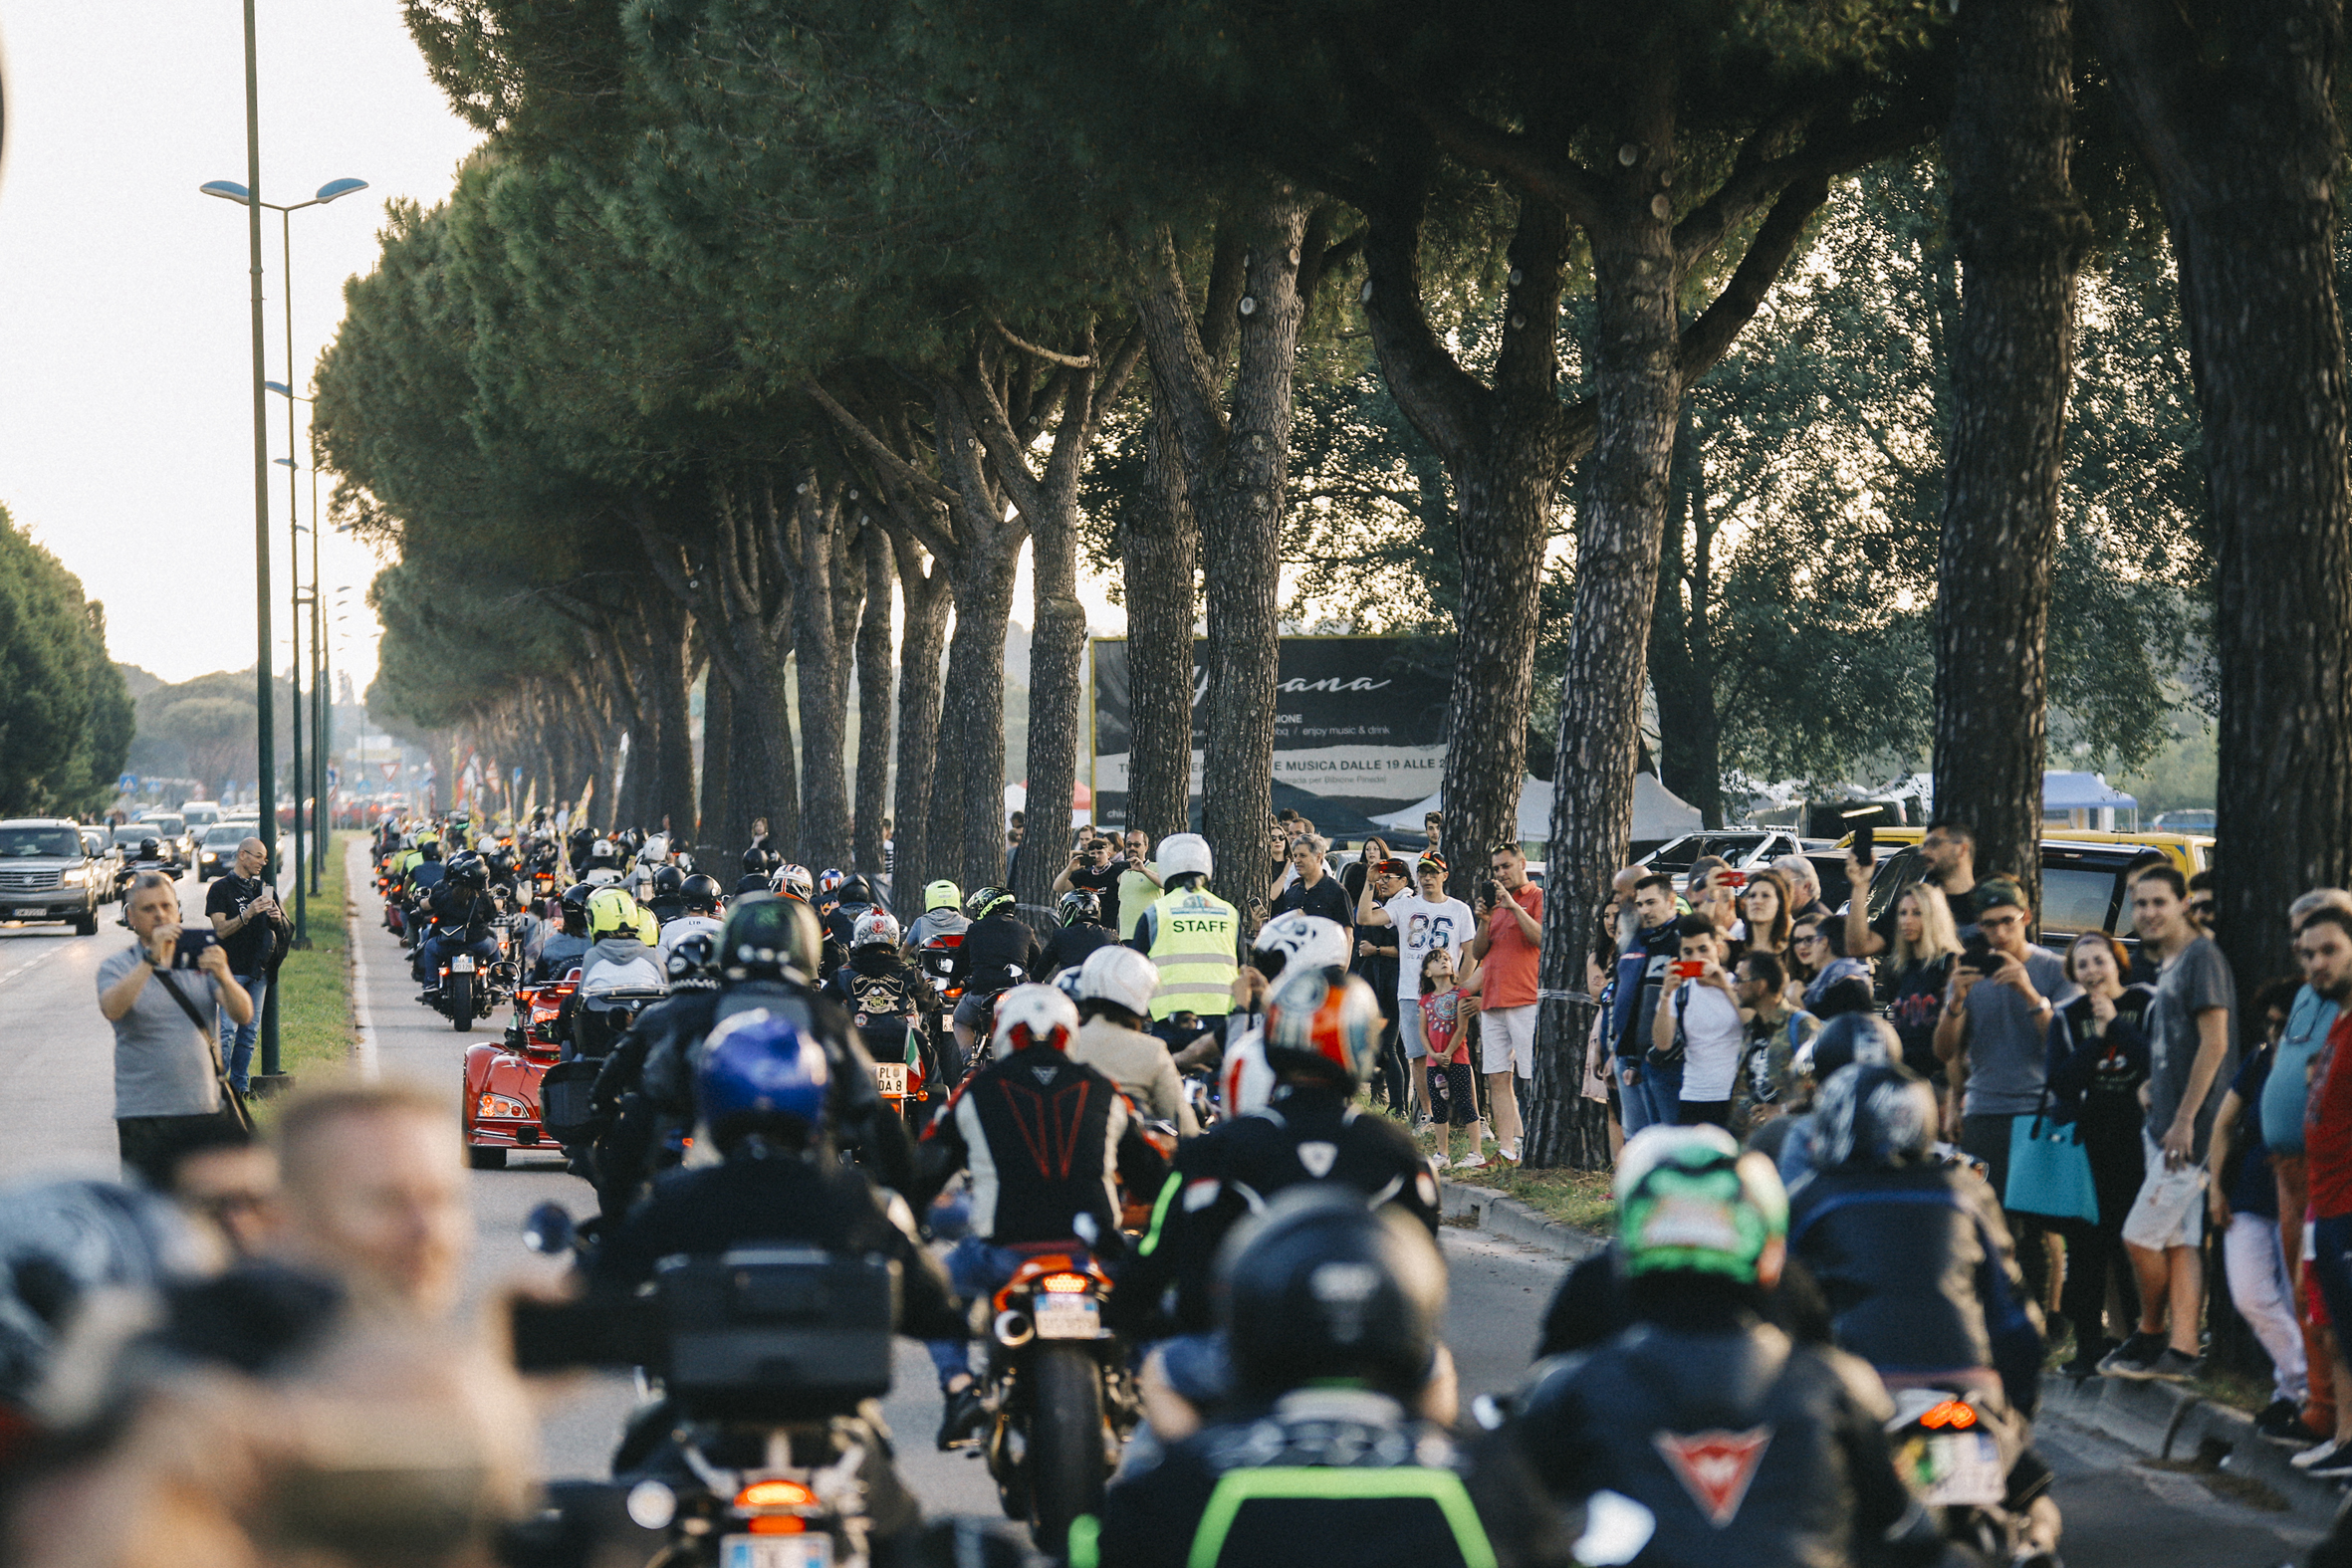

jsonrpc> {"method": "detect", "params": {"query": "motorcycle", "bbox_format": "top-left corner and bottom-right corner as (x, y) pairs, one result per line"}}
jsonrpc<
(1884, 1386), (2059, 1567)
(461, 974), (578, 1170)
(977, 1244), (1135, 1559)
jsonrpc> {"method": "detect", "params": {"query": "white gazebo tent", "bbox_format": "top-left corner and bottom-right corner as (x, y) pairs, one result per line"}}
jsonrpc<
(1372, 772), (1705, 852)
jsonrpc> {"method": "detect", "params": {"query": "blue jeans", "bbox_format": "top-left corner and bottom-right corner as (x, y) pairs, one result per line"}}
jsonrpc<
(926, 1234), (1024, 1387)
(414, 931), (497, 984)
(1618, 1055), (1684, 1139)
(219, 974), (266, 1093)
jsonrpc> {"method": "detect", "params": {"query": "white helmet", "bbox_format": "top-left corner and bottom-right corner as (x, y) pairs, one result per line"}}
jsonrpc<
(1221, 1028), (1277, 1117)
(641, 834), (670, 863)
(850, 909), (901, 949)
(1157, 832), (1213, 881)
(990, 983), (1081, 1056)
(476, 833), (498, 855)
(1253, 911), (1350, 975)
(1076, 944), (1159, 1016)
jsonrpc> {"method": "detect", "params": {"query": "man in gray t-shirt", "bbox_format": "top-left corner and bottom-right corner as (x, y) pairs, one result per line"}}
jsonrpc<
(2146, 932), (2238, 1160)
(99, 871), (252, 1185)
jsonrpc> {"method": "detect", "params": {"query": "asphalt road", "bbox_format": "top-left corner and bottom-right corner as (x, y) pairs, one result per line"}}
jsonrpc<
(0, 842), (2324, 1563)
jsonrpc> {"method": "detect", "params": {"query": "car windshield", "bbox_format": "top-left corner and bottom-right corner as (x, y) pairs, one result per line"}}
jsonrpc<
(142, 815), (183, 835)
(113, 826), (154, 846)
(0, 827), (85, 858)
(204, 826), (247, 848)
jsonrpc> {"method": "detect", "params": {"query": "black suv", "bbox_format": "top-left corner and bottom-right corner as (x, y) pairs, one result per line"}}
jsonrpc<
(1859, 839), (2162, 960)
(0, 819), (104, 935)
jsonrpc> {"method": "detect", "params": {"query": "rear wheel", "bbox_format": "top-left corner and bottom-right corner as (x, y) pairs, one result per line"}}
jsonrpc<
(467, 1143), (507, 1170)
(447, 972), (473, 1031)
(1026, 1344), (1107, 1559)
(72, 906), (97, 936)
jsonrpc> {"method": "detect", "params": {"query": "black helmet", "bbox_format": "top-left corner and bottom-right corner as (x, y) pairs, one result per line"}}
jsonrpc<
(652, 864), (686, 899)
(718, 893), (822, 983)
(1802, 1012), (1898, 1083)
(1057, 888), (1101, 928)
(1811, 1061), (1938, 1171)
(734, 872), (773, 897)
(1217, 1189), (1444, 1403)
(967, 885), (1015, 922)
(742, 845), (780, 874)
(420, 839), (443, 861)
(680, 873), (722, 912)
(137, 836), (159, 859)
(838, 874), (871, 905)
(447, 852), (488, 888)
(558, 881), (595, 936)
(664, 932), (721, 988)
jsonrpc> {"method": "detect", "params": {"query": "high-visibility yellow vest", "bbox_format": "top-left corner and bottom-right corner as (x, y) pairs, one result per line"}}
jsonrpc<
(1145, 884), (1240, 1020)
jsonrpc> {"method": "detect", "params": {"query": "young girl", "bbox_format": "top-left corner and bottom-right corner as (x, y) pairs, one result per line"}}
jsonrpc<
(1420, 946), (1488, 1170)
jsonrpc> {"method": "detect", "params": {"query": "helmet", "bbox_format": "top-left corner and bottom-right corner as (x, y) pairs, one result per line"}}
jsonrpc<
(447, 852), (488, 888)
(781, 863), (814, 901)
(664, 933), (721, 988)
(587, 886), (641, 940)
(838, 875), (871, 905)
(1615, 1125), (1788, 1284)
(620, 828), (644, 853)
(640, 835), (669, 864)
(1251, 911), (1350, 979)
(415, 827), (440, 847)
(1057, 888), (1102, 928)
(651, 865), (686, 899)
(718, 894), (823, 982)
(558, 882), (595, 935)
(588, 837), (619, 867)
(137, 836), (159, 859)
(1811, 1061), (1938, 1171)
(924, 879), (962, 913)
(1054, 966), (1088, 1007)
(1216, 1189), (1444, 1402)
(743, 845), (778, 875)
(680, 873), (722, 912)
(696, 1008), (829, 1149)
(475, 834), (498, 855)
(1076, 944), (1158, 1017)
(1157, 832), (1213, 882)
(850, 910), (901, 950)
(1262, 965), (1383, 1088)
(1798, 1011), (1898, 1083)
(819, 868), (844, 895)
(0, 1181), (209, 1402)
(989, 983), (1080, 1055)
(966, 885), (1016, 922)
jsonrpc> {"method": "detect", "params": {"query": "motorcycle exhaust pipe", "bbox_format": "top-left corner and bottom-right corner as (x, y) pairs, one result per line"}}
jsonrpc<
(994, 1309), (1035, 1348)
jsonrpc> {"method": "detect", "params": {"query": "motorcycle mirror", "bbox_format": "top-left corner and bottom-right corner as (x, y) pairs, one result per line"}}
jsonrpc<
(1572, 1490), (1657, 1567)
(522, 1201), (577, 1255)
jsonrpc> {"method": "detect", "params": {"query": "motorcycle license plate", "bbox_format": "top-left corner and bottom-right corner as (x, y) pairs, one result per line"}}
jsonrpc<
(1898, 1430), (2005, 1508)
(450, 954), (475, 973)
(721, 1535), (830, 1568)
(871, 1061), (908, 1097)
(1033, 1294), (1100, 1340)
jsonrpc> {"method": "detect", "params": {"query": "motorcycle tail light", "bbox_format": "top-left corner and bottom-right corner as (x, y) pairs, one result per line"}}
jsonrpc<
(478, 1093), (529, 1119)
(1918, 1399), (1977, 1430)
(1039, 1271), (1090, 1294)
(736, 1479), (816, 1510)
(745, 1518), (806, 1535)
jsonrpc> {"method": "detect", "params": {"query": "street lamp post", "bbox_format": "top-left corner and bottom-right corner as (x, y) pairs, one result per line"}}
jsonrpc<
(202, 167), (366, 1083)
(273, 443), (334, 897)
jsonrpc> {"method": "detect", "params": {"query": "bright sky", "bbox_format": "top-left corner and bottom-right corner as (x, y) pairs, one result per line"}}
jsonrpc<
(0, 1), (482, 688)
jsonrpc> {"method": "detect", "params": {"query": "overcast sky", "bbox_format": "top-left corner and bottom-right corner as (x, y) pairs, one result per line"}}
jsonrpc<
(0, 1), (481, 689)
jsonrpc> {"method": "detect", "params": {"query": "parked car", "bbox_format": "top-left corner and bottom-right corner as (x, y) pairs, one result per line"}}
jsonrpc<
(81, 828), (122, 904)
(1857, 838), (2184, 962)
(1839, 824), (2214, 877)
(0, 819), (104, 934)
(194, 823), (250, 882)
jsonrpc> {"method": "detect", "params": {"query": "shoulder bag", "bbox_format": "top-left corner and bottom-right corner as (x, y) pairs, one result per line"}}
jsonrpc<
(2002, 1076), (2096, 1225)
(152, 969), (257, 1134)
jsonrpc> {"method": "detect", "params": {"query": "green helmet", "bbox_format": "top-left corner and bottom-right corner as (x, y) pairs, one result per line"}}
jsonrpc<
(718, 892), (822, 982)
(1615, 1126), (1787, 1284)
(924, 878), (962, 913)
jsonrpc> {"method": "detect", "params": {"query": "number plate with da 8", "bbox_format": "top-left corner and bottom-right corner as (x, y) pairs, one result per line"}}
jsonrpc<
(871, 1061), (907, 1097)
(720, 1535), (830, 1568)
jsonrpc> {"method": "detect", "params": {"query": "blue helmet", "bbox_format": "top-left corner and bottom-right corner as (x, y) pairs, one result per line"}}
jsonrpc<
(697, 1008), (830, 1150)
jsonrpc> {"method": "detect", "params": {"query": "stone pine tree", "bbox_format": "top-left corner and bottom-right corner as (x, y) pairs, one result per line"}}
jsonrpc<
(2086, 0), (2352, 989)
(1930, 0), (2091, 913)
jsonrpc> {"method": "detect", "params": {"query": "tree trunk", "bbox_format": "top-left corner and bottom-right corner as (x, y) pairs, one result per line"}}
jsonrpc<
(700, 666), (733, 859)
(1121, 384), (1202, 840)
(1362, 187), (1573, 903)
(933, 543), (1022, 894)
(1929, 0), (2087, 915)
(1020, 556), (1089, 916)
(853, 523), (895, 883)
(1650, 401), (1725, 826)
(791, 473), (853, 872)
(724, 678), (769, 865)
(889, 531), (951, 899)
(641, 594), (698, 840)
(1525, 102), (1686, 1171)
(2087, 0), (2352, 991)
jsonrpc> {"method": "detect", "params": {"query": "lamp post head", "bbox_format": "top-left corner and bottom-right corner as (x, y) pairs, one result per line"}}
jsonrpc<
(315, 178), (369, 203)
(200, 179), (253, 203)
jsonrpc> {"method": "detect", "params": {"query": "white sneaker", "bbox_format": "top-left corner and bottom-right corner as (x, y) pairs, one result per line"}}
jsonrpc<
(2294, 1439), (2345, 1470)
(1429, 1152), (1451, 1169)
(1454, 1152), (1487, 1171)
(1498, 1142), (1521, 1165)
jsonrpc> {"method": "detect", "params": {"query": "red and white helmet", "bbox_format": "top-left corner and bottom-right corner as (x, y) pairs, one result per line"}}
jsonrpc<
(1221, 1027), (1278, 1117)
(991, 983), (1081, 1056)
(1263, 965), (1384, 1088)
(851, 909), (902, 949)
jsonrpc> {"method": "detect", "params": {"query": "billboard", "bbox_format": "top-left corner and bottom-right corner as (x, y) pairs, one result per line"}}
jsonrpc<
(1089, 636), (1450, 821)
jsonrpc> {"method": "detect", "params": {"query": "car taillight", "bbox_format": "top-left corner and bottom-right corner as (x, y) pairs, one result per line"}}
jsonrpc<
(478, 1093), (528, 1119)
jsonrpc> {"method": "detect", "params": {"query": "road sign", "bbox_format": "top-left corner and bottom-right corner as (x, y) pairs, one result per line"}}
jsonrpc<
(380, 762), (398, 780)
(118, 774), (137, 791)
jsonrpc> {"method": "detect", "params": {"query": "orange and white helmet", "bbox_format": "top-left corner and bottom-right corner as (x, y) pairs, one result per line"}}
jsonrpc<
(1263, 965), (1384, 1088)
(990, 983), (1081, 1056)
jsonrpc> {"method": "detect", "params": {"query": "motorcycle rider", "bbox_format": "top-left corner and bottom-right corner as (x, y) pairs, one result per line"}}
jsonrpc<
(1508, 1125), (1945, 1568)
(401, 832), (447, 909)
(1205, 911), (1357, 1112)
(903, 879), (969, 954)
(1067, 945), (1197, 1133)
(653, 873), (726, 969)
(643, 863), (689, 923)
(410, 851), (499, 988)
(581, 836), (626, 887)
(526, 883), (595, 985)
(738, 845), (781, 897)
(914, 985), (1169, 1449)
(572, 887), (662, 1059)
(1127, 833), (1240, 1065)
(948, 885), (1042, 1064)
(624, 833), (671, 900)
(826, 909), (928, 1087)
(1043, 887), (1118, 978)
(1082, 1190), (1577, 1568)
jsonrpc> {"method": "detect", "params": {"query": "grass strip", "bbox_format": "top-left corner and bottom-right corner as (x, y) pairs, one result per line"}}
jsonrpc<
(272, 829), (357, 1079)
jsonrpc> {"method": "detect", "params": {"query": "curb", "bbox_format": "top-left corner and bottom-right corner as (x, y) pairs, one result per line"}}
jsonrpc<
(1439, 1179), (1605, 1262)
(2039, 1370), (2350, 1530)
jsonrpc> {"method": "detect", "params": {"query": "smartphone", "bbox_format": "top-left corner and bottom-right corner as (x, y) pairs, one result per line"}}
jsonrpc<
(1853, 820), (1875, 864)
(1960, 934), (1997, 978)
(172, 928), (218, 970)
(1671, 959), (1706, 980)
(1720, 870), (1748, 889)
